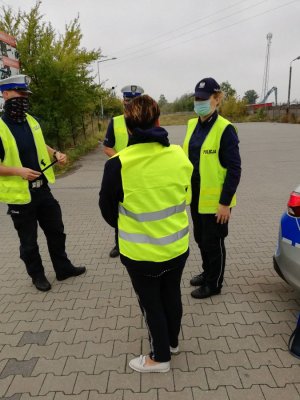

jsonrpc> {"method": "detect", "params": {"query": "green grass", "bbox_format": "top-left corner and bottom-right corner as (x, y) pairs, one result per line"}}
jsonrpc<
(160, 113), (194, 126)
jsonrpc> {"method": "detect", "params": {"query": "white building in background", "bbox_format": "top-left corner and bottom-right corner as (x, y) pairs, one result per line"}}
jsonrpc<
(0, 31), (20, 111)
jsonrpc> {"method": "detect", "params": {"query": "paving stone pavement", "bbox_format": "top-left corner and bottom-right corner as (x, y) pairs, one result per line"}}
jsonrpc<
(0, 122), (300, 399)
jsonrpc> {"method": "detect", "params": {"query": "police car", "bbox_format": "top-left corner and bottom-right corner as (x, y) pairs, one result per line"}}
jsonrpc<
(274, 185), (300, 291)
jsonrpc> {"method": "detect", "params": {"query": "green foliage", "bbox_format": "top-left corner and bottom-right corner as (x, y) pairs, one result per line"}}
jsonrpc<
(158, 94), (168, 108)
(0, 1), (119, 149)
(101, 89), (123, 118)
(0, 6), (21, 36)
(158, 93), (193, 114)
(243, 89), (259, 104)
(219, 96), (248, 121)
(220, 81), (236, 100)
(172, 93), (194, 112)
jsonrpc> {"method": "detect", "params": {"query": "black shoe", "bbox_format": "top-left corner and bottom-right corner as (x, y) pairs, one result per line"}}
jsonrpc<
(32, 275), (51, 292)
(56, 266), (86, 281)
(191, 285), (221, 299)
(190, 273), (206, 286)
(109, 246), (120, 258)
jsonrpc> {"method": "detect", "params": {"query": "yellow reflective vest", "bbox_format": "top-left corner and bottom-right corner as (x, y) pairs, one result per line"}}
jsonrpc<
(0, 114), (55, 205)
(183, 115), (237, 213)
(118, 142), (193, 262)
(113, 115), (128, 152)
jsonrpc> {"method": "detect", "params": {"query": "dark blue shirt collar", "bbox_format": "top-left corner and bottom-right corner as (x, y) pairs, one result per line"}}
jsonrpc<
(197, 110), (218, 129)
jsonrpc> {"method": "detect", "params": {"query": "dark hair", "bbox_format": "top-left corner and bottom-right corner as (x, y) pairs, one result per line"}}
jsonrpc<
(124, 95), (160, 130)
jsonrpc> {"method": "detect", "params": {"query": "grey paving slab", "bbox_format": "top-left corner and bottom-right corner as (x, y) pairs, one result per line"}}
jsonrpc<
(18, 331), (51, 346)
(1, 123), (300, 398)
(0, 358), (38, 379)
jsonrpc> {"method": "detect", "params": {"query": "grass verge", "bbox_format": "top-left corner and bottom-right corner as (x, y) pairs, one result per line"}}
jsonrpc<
(54, 119), (108, 176)
(160, 113), (194, 126)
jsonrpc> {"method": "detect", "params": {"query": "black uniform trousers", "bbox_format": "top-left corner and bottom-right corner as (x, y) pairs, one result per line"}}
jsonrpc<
(123, 251), (188, 362)
(114, 227), (119, 249)
(8, 185), (74, 278)
(190, 181), (228, 290)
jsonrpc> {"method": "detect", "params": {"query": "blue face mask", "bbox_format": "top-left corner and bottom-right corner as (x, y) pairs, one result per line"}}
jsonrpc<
(194, 100), (212, 117)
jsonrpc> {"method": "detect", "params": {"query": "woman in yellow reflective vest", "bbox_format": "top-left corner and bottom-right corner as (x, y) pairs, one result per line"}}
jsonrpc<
(100, 95), (193, 373)
(183, 77), (241, 299)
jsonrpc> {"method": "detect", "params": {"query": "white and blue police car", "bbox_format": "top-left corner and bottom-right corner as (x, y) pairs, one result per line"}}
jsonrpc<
(274, 185), (300, 291)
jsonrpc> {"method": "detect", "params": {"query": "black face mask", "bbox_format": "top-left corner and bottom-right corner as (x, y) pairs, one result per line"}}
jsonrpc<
(4, 96), (30, 123)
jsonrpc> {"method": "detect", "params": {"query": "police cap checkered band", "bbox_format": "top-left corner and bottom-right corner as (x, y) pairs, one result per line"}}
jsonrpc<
(0, 74), (32, 93)
(121, 85), (144, 98)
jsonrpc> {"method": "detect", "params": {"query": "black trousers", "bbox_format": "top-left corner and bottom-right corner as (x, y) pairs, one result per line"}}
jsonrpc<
(125, 253), (187, 362)
(190, 185), (228, 290)
(8, 186), (74, 278)
(114, 227), (119, 248)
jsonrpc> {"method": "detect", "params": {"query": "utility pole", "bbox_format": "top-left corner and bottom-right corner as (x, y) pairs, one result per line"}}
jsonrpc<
(287, 56), (300, 114)
(260, 33), (273, 102)
(97, 57), (117, 119)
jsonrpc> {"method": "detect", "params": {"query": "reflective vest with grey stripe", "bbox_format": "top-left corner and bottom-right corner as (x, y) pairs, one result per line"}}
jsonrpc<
(118, 142), (193, 262)
(113, 115), (128, 153)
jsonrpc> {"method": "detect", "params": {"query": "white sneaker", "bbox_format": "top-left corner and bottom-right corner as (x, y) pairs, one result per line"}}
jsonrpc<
(170, 346), (179, 354)
(129, 355), (170, 373)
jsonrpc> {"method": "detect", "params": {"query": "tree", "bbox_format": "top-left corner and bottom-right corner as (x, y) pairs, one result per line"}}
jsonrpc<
(243, 90), (259, 104)
(172, 93), (194, 112)
(158, 94), (168, 108)
(220, 81), (236, 99)
(0, 2), (118, 148)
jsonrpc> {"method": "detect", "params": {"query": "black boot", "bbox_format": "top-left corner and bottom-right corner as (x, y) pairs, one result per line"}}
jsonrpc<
(32, 274), (51, 292)
(191, 285), (221, 299)
(56, 266), (86, 281)
(109, 245), (120, 258)
(190, 273), (206, 286)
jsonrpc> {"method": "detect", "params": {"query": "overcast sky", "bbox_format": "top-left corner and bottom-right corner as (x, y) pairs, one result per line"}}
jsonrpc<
(4, 0), (300, 103)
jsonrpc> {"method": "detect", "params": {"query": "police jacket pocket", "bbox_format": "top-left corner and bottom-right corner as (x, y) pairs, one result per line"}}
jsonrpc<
(7, 203), (33, 220)
(7, 204), (34, 230)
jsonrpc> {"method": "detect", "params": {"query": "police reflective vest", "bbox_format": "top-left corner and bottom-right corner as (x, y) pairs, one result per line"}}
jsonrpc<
(118, 142), (193, 262)
(113, 115), (128, 152)
(183, 114), (237, 214)
(0, 114), (55, 205)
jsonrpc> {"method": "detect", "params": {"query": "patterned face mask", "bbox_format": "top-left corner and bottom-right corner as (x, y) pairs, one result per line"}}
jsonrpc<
(4, 96), (30, 123)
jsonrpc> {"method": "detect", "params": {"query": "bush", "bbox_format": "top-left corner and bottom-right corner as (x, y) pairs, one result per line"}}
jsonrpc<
(219, 96), (248, 121)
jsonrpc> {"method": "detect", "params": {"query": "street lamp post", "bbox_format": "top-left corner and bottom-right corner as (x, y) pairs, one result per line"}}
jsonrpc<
(287, 56), (300, 114)
(97, 57), (117, 119)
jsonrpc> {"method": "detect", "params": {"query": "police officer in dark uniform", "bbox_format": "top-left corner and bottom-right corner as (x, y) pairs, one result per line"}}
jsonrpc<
(103, 84), (144, 258)
(0, 75), (86, 291)
(183, 77), (241, 299)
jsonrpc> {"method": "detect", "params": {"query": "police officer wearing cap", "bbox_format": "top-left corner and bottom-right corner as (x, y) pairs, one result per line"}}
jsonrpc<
(102, 84), (144, 258)
(0, 74), (86, 291)
(183, 77), (241, 299)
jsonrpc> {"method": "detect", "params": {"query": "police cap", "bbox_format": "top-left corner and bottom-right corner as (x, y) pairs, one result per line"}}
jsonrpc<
(194, 77), (221, 100)
(121, 85), (144, 99)
(0, 74), (32, 94)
